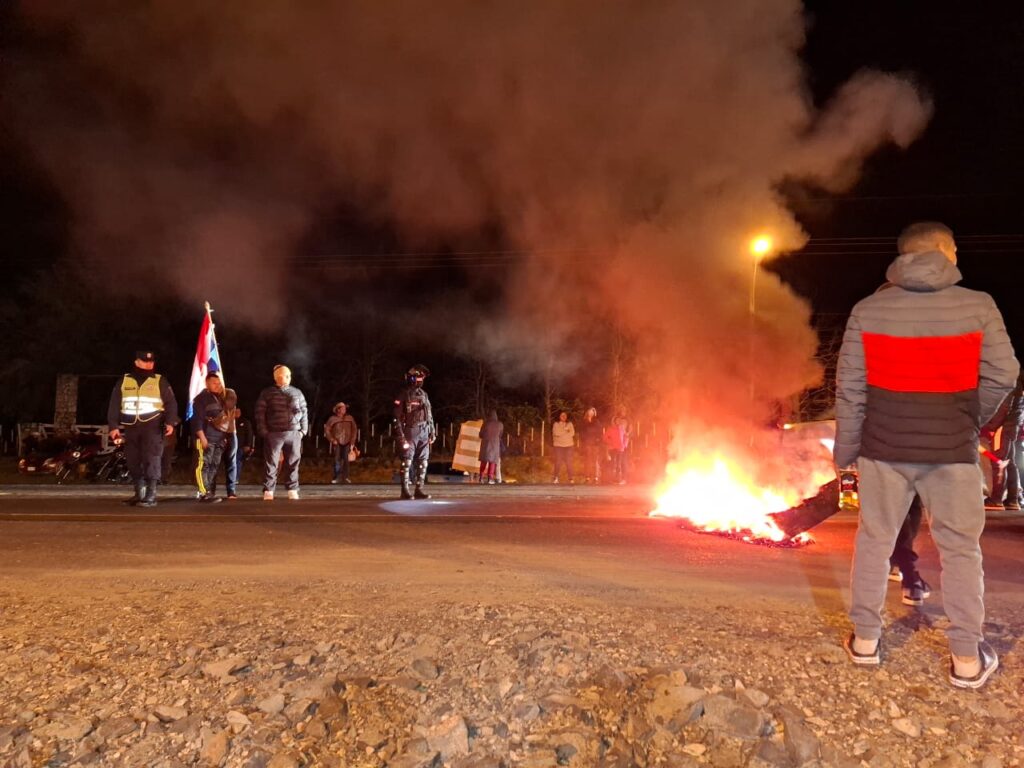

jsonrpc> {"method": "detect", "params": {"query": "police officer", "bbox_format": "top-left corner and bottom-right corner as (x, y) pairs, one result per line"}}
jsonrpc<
(394, 364), (436, 499)
(108, 350), (179, 507)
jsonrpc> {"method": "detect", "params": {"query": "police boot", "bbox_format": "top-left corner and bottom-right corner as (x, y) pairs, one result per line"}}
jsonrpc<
(414, 460), (431, 500)
(123, 479), (145, 506)
(138, 481), (158, 508)
(400, 462), (413, 500)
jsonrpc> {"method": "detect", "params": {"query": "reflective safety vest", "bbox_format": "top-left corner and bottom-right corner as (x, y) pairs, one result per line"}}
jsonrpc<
(120, 374), (165, 425)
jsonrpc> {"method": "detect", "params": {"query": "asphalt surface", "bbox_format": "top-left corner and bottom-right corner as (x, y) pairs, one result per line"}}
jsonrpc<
(1, 484), (1023, 619)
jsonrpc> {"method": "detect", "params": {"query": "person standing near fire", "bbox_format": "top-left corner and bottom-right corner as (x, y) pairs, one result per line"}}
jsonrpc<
(551, 411), (576, 483)
(394, 364), (436, 499)
(108, 350), (179, 507)
(579, 407), (604, 484)
(835, 221), (1018, 689)
(479, 409), (504, 484)
(604, 413), (631, 485)
(982, 369), (1024, 510)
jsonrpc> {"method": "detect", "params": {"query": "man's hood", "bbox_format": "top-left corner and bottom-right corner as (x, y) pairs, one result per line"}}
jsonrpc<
(885, 250), (962, 292)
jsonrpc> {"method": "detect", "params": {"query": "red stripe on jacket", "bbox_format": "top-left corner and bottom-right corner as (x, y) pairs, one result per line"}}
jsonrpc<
(862, 331), (982, 393)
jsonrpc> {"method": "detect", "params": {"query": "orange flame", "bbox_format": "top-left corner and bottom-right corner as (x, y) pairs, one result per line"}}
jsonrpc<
(650, 451), (822, 544)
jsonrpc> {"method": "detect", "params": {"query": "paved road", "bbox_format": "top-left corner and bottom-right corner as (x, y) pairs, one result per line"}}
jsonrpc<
(1, 484), (1022, 619)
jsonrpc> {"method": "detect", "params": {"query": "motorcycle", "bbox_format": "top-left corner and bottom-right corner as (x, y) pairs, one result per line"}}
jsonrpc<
(90, 443), (130, 484)
(54, 437), (107, 483)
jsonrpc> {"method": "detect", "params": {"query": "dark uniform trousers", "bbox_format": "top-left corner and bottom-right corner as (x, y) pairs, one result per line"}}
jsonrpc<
(400, 423), (432, 486)
(125, 421), (165, 484)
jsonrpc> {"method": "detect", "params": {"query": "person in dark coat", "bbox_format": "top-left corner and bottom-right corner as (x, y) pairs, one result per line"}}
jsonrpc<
(232, 413), (255, 487)
(190, 372), (233, 503)
(983, 370), (1024, 510)
(579, 407), (604, 484)
(255, 364), (308, 501)
(478, 410), (504, 484)
(888, 496), (928, 605)
(107, 350), (179, 507)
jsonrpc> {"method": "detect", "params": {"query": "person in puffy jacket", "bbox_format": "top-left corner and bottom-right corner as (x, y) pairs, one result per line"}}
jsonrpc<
(835, 221), (1018, 689)
(255, 364), (308, 501)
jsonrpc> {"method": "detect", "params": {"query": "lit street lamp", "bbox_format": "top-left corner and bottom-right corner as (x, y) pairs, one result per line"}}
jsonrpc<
(749, 235), (772, 315)
(747, 235), (773, 426)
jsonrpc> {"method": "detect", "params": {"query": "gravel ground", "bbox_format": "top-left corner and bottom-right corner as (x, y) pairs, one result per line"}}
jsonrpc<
(0, 494), (1022, 768)
(2, 575), (1021, 768)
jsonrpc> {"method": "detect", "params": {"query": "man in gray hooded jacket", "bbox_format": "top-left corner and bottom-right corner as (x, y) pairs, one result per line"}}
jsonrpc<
(835, 221), (1018, 689)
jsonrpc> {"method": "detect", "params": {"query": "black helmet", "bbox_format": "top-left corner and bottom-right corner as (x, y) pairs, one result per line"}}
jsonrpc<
(406, 364), (430, 386)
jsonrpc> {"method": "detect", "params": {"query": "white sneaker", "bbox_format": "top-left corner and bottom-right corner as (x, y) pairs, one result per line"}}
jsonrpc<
(287, 489), (300, 500)
(263, 491), (274, 501)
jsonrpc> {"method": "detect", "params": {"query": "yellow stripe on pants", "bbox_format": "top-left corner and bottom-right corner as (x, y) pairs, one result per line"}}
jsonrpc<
(195, 438), (207, 496)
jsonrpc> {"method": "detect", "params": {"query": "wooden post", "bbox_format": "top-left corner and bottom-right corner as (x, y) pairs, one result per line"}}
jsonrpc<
(54, 374), (79, 435)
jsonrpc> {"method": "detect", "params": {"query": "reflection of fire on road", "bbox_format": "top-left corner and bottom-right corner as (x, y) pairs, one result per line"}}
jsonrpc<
(650, 437), (838, 547)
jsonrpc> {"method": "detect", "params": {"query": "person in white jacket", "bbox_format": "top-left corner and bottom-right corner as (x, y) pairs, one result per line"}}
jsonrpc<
(551, 411), (576, 484)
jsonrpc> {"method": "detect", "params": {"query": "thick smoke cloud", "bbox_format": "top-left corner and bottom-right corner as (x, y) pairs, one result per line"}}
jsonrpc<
(7, 1), (930, 472)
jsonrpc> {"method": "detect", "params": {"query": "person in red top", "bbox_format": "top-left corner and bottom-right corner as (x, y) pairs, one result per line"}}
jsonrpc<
(603, 413), (630, 485)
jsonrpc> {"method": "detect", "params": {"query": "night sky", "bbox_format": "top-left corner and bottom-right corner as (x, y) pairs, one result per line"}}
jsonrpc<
(780, 4), (1024, 325)
(1, 2), (1023, 422)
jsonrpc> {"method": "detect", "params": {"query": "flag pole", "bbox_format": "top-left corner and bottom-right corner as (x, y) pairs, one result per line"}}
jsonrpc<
(205, 302), (224, 386)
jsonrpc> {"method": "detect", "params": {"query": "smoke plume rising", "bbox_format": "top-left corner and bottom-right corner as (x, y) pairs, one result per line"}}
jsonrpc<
(6, 1), (930, 475)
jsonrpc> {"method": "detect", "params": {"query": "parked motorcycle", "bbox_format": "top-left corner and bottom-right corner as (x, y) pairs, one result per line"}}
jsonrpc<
(91, 443), (130, 484)
(54, 437), (106, 483)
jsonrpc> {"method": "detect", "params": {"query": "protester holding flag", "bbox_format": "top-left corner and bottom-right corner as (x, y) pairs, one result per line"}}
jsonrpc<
(187, 304), (222, 420)
(255, 365), (308, 501)
(108, 350), (178, 507)
(190, 372), (236, 503)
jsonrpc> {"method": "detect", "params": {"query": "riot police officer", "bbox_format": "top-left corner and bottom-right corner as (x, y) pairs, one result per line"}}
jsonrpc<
(394, 364), (436, 499)
(107, 350), (179, 507)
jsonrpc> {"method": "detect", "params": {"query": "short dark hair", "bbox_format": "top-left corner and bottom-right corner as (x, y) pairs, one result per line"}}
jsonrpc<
(205, 372), (221, 380)
(897, 221), (953, 254)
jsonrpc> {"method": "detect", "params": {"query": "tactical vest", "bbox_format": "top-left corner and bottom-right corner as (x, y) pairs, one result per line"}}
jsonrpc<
(120, 374), (165, 425)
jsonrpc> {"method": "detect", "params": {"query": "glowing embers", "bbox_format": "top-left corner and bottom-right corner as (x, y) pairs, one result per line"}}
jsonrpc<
(650, 453), (813, 546)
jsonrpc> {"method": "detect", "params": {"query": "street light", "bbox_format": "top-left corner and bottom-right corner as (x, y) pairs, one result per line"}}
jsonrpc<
(747, 235), (773, 430)
(748, 235), (773, 314)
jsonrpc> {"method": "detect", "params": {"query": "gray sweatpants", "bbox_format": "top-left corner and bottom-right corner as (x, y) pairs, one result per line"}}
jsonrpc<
(262, 430), (303, 492)
(850, 457), (986, 656)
